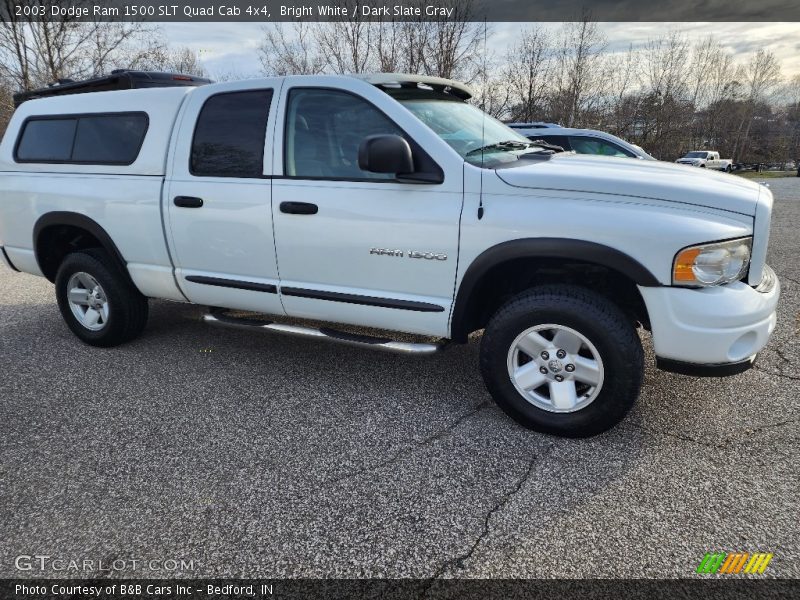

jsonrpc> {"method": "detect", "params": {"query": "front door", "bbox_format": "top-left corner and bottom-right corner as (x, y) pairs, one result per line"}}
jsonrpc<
(165, 82), (285, 315)
(271, 84), (463, 337)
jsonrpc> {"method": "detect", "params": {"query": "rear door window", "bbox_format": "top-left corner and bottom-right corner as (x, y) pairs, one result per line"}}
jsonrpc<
(190, 89), (273, 178)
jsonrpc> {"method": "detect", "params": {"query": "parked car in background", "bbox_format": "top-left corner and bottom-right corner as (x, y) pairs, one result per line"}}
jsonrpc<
(507, 124), (656, 160)
(676, 151), (733, 172)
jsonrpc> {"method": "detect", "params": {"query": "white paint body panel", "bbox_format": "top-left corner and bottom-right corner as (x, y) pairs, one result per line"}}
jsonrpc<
(640, 280), (779, 364)
(0, 74), (779, 367)
(163, 78), (285, 315)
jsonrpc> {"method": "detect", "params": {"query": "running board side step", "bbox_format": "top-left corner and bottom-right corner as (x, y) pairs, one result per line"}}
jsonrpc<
(203, 312), (446, 355)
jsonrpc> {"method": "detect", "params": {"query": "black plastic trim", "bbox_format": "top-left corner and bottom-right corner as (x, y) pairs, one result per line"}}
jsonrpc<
(14, 111), (149, 165)
(185, 276), (277, 294)
(450, 238), (661, 342)
(33, 212), (130, 283)
(280, 287), (445, 313)
(656, 356), (756, 377)
(1, 246), (19, 272)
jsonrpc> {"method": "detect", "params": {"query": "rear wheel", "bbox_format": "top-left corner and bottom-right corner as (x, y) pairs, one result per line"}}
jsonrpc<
(55, 249), (148, 347)
(480, 285), (644, 437)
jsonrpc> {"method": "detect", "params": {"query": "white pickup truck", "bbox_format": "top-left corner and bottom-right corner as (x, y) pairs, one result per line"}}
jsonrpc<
(676, 151), (734, 172)
(0, 73), (779, 437)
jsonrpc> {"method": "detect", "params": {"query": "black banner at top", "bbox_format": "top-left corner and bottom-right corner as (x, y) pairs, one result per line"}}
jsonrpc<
(2, 0), (800, 22)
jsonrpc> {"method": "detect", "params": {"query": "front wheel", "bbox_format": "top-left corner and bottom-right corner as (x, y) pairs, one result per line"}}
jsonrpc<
(480, 285), (644, 437)
(55, 249), (149, 347)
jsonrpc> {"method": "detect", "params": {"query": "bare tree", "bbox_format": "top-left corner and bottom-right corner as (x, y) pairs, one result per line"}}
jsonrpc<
(258, 22), (325, 75)
(419, 2), (483, 81)
(604, 44), (640, 137)
(129, 43), (207, 77)
(733, 49), (781, 160)
(550, 17), (607, 127)
(0, 0), (153, 90)
(315, 2), (372, 74)
(503, 26), (552, 122)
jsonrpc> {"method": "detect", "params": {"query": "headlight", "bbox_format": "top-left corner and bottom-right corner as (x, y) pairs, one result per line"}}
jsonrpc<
(673, 237), (752, 286)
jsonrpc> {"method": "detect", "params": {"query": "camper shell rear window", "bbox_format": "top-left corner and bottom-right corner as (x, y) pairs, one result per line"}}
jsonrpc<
(14, 112), (149, 165)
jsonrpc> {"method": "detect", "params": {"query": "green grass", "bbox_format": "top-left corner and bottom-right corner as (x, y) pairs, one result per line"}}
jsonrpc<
(735, 171), (797, 179)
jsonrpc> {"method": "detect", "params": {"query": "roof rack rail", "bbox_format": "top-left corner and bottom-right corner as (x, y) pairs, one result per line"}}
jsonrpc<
(13, 70), (212, 107)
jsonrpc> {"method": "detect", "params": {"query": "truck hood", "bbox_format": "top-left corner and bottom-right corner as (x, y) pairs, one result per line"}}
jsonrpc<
(495, 153), (760, 216)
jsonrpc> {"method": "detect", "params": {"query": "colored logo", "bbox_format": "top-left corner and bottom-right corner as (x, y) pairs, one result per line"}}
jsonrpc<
(697, 552), (773, 574)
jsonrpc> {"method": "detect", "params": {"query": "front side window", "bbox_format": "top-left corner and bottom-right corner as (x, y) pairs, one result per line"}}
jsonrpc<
(284, 88), (405, 179)
(15, 113), (147, 164)
(191, 89), (273, 178)
(567, 136), (634, 158)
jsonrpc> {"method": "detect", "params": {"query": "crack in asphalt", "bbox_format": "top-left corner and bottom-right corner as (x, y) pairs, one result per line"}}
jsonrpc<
(422, 444), (555, 591)
(319, 400), (492, 489)
(753, 363), (800, 381)
(775, 347), (794, 363)
(628, 424), (723, 449)
(632, 415), (799, 451)
(739, 417), (799, 435)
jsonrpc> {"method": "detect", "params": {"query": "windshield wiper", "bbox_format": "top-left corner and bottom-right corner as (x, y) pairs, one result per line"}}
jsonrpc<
(466, 140), (543, 157)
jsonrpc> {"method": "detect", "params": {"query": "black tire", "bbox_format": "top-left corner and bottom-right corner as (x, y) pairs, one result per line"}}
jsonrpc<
(480, 285), (644, 438)
(55, 248), (149, 347)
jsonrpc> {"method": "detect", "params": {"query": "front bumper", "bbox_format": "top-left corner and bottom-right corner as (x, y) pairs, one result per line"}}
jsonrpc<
(639, 266), (780, 373)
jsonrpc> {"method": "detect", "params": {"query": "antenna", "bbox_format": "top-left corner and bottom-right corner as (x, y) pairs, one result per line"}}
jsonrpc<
(478, 17), (487, 220)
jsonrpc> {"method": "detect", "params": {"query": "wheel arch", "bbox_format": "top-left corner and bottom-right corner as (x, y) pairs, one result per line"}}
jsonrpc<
(450, 238), (660, 342)
(33, 212), (130, 284)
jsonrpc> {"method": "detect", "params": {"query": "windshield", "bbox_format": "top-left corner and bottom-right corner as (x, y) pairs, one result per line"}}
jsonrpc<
(396, 96), (550, 168)
(685, 152), (708, 158)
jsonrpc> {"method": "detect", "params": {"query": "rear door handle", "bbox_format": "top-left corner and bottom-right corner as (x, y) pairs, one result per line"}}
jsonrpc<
(174, 196), (204, 208)
(280, 201), (318, 215)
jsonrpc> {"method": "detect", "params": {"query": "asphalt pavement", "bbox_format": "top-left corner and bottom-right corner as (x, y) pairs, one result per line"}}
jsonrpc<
(1, 177), (798, 579)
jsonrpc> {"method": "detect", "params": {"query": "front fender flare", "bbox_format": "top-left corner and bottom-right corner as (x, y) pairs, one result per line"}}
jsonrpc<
(449, 238), (661, 342)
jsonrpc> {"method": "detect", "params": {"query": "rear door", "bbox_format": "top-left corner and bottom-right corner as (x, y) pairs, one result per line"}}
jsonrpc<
(164, 80), (285, 315)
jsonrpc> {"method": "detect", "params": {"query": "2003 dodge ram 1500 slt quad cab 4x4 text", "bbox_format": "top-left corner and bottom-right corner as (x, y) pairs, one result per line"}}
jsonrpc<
(0, 73), (780, 437)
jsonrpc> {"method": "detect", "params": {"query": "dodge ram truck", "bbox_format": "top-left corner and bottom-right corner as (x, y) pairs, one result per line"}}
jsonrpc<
(676, 150), (734, 172)
(0, 73), (780, 437)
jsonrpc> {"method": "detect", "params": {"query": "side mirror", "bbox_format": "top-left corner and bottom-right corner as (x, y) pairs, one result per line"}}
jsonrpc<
(358, 134), (414, 175)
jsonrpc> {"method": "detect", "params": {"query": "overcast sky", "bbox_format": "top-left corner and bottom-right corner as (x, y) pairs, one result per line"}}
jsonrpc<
(159, 22), (800, 80)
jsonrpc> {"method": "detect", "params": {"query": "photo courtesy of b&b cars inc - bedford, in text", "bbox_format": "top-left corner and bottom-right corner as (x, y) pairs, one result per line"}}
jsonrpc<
(0, 1), (798, 599)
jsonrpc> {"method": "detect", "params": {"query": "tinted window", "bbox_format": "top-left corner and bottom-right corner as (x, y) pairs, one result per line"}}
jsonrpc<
(16, 119), (77, 161)
(285, 88), (404, 179)
(567, 136), (634, 158)
(191, 90), (273, 178)
(73, 115), (148, 163)
(15, 113), (147, 164)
